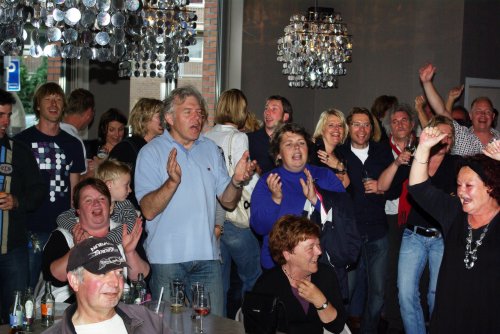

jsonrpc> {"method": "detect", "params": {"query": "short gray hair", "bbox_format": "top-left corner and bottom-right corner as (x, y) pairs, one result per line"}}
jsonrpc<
(161, 85), (208, 129)
(382, 103), (417, 135)
(69, 266), (85, 284)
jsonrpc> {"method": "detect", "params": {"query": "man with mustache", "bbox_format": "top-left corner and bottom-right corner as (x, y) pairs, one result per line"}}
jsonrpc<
(248, 95), (293, 174)
(135, 86), (256, 316)
(43, 237), (167, 333)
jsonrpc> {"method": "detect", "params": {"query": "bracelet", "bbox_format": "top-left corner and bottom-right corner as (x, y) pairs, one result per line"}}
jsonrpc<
(413, 156), (429, 164)
(231, 178), (243, 189)
(215, 225), (224, 235)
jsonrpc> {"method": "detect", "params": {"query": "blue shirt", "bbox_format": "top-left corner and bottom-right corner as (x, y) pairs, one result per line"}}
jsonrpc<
(135, 131), (230, 264)
(250, 164), (345, 268)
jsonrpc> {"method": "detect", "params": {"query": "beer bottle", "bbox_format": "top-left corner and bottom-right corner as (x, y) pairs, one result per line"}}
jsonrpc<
(23, 287), (35, 332)
(41, 282), (55, 327)
(9, 290), (24, 333)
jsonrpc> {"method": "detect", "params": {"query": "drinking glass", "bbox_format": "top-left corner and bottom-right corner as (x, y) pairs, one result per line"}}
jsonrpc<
(404, 136), (416, 154)
(193, 290), (211, 333)
(361, 169), (372, 183)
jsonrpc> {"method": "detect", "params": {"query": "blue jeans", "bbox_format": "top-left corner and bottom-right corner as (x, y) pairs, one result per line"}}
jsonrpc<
(398, 228), (444, 334)
(358, 235), (388, 334)
(0, 246), (28, 324)
(150, 260), (224, 317)
(28, 231), (50, 290)
(220, 222), (262, 316)
(348, 256), (366, 317)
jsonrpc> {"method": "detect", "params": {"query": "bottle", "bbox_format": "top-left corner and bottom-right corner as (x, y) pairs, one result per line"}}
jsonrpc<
(9, 290), (24, 333)
(133, 273), (146, 304)
(41, 282), (55, 327)
(23, 287), (35, 332)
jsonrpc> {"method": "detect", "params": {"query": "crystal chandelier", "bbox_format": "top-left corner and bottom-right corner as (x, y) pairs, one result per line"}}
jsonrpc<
(277, 5), (353, 88)
(0, 0), (198, 79)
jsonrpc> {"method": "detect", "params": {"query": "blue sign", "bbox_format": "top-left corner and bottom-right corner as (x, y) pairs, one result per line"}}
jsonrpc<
(5, 57), (21, 92)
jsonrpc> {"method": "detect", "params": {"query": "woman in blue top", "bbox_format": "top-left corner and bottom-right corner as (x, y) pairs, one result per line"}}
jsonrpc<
(250, 123), (345, 269)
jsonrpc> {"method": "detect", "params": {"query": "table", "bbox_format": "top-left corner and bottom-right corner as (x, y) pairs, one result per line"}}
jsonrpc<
(0, 305), (245, 334)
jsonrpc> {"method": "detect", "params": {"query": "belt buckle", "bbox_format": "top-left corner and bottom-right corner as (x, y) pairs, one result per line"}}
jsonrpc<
(425, 228), (439, 238)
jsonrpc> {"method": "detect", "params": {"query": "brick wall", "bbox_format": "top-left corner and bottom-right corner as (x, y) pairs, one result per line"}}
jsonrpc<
(201, 0), (218, 127)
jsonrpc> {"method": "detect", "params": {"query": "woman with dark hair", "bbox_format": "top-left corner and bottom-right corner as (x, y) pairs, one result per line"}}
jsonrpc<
(250, 215), (347, 333)
(408, 128), (500, 334)
(95, 108), (127, 158)
(250, 123), (345, 269)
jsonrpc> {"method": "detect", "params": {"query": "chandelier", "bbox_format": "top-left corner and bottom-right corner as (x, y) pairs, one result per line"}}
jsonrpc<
(0, 0), (198, 79)
(277, 5), (352, 88)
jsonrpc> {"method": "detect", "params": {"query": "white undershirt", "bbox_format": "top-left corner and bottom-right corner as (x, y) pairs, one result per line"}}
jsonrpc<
(74, 313), (127, 334)
(351, 144), (369, 164)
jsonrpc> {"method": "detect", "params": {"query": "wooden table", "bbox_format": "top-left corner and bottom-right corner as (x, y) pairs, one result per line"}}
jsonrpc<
(0, 305), (245, 334)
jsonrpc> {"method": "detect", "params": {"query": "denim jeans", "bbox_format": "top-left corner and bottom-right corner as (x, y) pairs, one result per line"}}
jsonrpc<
(398, 228), (444, 334)
(359, 235), (388, 334)
(220, 221), (262, 316)
(0, 246), (28, 324)
(348, 256), (366, 317)
(28, 231), (50, 290)
(150, 260), (224, 316)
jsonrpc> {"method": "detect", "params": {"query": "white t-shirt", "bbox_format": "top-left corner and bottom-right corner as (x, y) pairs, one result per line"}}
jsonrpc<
(75, 313), (127, 334)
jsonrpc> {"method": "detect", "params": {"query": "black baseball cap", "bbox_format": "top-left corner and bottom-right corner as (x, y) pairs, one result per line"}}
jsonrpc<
(67, 237), (128, 275)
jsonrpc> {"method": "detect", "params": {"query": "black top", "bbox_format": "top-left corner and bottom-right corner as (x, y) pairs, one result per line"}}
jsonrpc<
(248, 127), (275, 174)
(109, 135), (147, 209)
(252, 263), (347, 334)
(309, 137), (346, 174)
(408, 180), (500, 334)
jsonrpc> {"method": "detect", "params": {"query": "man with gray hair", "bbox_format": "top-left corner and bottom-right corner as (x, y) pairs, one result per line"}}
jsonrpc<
(135, 86), (257, 316)
(42, 237), (168, 333)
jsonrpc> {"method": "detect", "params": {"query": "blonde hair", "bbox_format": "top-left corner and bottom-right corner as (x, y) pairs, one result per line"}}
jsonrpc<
(128, 98), (163, 137)
(313, 108), (348, 144)
(95, 159), (131, 183)
(215, 89), (248, 129)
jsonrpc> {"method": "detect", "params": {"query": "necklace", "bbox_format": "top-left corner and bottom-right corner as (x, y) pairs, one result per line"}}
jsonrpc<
(282, 265), (311, 283)
(464, 223), (490, 269)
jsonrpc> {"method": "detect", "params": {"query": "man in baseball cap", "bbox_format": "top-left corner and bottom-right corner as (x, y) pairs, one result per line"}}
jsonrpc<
(43, 237), (170, 334)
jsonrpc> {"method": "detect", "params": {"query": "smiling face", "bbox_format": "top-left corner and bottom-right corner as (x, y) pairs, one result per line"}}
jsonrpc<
(322, 115), (345, 147)
(390, 111), (413, 141)
(470, 99), (494, 132)
(457, 166), (495, 216)
(38, 93), (64, 124)
(77, 186), (111, 237)
(284, 237), (322, 276)
(349, 113), (372, 149)
(278, 131), (308, 172)
(71, 268), (124, 313)
(166, 95), (204, 149)
(105, 120), (125, 148)
(264, 99), (289, 134)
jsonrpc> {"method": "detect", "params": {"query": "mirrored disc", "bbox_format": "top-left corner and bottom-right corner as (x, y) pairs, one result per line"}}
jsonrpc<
(47, 27), (62, 42)
(81, 46), (94, 59)
(29, 44), (43, 57)
(96, 47), (111, 61)
(54, 0), (65, 5)
(80, 30), (93, 44)
(114, 44), (126, 57)
(82, 0), (97, 7)
(43, 44), (61, 57)
(63, 28), (78, 42)
(95, 31), (110, 45)
(112, 0), (125, 10)
(96, 0), (111, 12)
(65, 8), (81, 26)
(97, 12), (110, 27)
(52, 8), (65, 22)
(114, 28), (125, 42)
(111, 12), (125, 27)
(80, 9), (96, 28)
(125, 0), (140, 11)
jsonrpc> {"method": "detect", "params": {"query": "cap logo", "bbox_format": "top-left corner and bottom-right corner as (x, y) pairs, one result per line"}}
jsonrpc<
(98, 256), (126, 271)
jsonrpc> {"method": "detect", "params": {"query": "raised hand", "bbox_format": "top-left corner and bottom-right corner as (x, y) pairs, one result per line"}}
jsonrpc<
(483, 140), (500, 161)
(448, 85), (464, 101)
(266, 173), (282, 204)
(299, 168), (317, 205)
(415, 95), (426, 111)
(167, 148), (182, 185)
(419, 63), (436, 83)
(296, 279), (325, 308)
(419, 127), (448, 149)
(122, 217), (143, 254)
(233, 151), (257, 185)
(72, 223), (90, 245)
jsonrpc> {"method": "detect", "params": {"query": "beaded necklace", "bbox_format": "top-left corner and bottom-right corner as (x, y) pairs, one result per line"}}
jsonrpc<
(282, 266), (311, 283)
(464, 223), (490, 269)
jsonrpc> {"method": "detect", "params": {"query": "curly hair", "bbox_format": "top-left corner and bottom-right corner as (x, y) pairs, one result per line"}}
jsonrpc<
(269, 123), (313, 166)
(312, 108), (348, 144)
(269, 215), (320, 265)
(382, 103), (417, 136)
(459, 154), (500, 203)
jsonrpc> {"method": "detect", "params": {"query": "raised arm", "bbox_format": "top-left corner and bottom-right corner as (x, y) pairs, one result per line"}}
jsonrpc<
(418, 63), (451, 119)
(445, 85), (464, 113)
(409, 127), (448, 186)
(415, 95), (429, 128)
(139, 148), (181, 221)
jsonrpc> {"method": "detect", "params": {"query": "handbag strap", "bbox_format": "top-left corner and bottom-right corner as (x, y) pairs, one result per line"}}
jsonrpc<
(226, 130), (236, 173)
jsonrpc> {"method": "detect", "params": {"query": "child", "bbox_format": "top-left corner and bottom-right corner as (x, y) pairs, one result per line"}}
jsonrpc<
(57, 159), (137, 244)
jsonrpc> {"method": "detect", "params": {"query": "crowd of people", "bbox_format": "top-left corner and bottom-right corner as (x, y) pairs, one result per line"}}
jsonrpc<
(0, 61), (498, 334)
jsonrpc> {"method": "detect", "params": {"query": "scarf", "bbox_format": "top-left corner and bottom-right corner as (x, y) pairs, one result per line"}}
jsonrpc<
(389, 135), (411, 226)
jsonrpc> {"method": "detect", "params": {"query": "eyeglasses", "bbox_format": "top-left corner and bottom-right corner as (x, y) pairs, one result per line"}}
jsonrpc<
(350, 122), (371, 129)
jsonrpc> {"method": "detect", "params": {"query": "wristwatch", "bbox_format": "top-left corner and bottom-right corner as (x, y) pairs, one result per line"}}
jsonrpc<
(315, 300), (328, 311)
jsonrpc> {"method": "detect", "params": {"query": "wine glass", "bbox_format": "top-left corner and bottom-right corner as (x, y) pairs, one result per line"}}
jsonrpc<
(190, 282), (204, 319)
(404, 136), (416, 154)
(193, 290), (211, 333)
